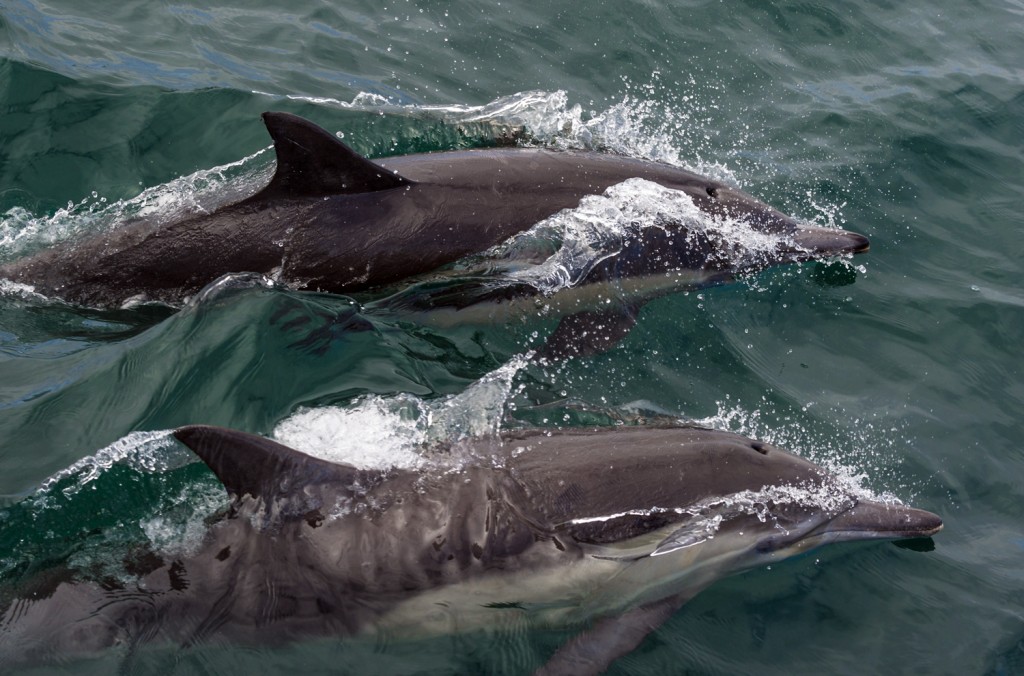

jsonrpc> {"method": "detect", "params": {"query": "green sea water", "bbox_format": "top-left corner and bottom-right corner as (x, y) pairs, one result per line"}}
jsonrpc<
(1, 1), (1022, 673)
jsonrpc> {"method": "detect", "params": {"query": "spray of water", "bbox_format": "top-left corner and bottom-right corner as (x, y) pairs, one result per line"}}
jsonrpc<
(694, 401), (907, 504)
(486, 178), (788, 297)
(273, 354), (531, 470)
(0, 148), (272, 261)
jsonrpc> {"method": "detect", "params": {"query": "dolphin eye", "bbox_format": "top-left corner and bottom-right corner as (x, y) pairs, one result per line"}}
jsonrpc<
(706, 186), (718, 198)
(751, 442), (769, 455)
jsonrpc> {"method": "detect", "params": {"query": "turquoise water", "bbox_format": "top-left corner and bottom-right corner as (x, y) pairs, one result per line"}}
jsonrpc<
(1, 1), (1023, 673)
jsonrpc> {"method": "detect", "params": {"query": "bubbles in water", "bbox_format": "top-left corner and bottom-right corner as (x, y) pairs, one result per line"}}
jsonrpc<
(0, 147), (273, 261)
(140, 480), (229, 557)
(273, 354), (531, 470)
(487, 178), (786, 296)
(35, 430), (187, 500)
(693, 401), (906, 505)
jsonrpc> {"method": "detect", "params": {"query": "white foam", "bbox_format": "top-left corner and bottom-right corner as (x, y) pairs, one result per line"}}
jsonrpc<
(273, 396), (432, 471)
(489, 178), (788, 296)
(34, 430), (187, 500)
(272, 355), (531, 470)
(0, 278), (45, 302)
(26, 353), (529, 506)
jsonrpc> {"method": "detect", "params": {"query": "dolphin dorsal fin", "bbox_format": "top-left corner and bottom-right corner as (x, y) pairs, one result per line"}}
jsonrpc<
(256, 111), (413, 199)
(173, 425), (372, 503)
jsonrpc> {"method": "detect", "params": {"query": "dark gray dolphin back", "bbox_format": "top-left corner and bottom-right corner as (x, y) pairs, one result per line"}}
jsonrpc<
(256, 111), (413, 200)
(501, 426), (828, 536)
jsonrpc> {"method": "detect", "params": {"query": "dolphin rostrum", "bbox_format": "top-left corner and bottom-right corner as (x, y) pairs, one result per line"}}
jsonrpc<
(0, 424), (940, 673)
(0, 113), (868, 319)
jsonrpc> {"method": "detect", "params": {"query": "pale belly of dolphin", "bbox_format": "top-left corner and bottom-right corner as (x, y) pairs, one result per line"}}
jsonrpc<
(368, 524), (764, 639)
(383, 268), (720, 330)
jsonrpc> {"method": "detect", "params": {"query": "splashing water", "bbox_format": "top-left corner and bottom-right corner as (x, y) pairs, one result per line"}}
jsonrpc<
(34, 430), (185, 501)
(573, 479), (856, 559)
(487, 178), (787, 296)
(273, 354), (531, 470)
(2, 80), (846, 279)
(0, 147), (273, 261)
(25, 354), (529, 506)
(0, 278), (47, 303)
(140, 480), (231, 558)
(275, 77), (744, 175)
(268, 88), (577, 137)
(694, 401), (906, 505)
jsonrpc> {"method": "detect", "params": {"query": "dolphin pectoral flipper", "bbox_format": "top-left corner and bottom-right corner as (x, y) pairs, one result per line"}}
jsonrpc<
(536, 304), (642, 361)
(255, 111), (414, 200)
(535, 592), (691, 676)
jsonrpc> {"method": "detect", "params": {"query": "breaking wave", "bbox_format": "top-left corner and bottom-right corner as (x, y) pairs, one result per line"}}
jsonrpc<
(33, 430), (186, 501)
(0, 148), (272, 261)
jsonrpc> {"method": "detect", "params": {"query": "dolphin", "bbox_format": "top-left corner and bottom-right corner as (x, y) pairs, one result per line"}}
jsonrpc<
(0, 113), (867, 320)
(0, 424), (940, 673)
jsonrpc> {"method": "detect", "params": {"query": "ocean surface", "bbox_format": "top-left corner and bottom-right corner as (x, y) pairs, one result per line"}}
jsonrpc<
(1, 0), (1022, 673)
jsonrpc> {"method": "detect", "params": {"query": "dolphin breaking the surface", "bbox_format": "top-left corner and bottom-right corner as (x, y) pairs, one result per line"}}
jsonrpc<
(0, 424), (940, 673)
(0, 113), (867, 316)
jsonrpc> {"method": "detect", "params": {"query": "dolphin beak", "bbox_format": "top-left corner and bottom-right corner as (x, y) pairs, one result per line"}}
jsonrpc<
(789, 226), (871, 257)
(813, 499), (943, 542)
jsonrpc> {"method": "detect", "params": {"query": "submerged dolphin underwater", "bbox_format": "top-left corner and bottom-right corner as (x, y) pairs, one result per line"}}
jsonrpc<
(0, 424), (941, 674)
(0, 113), (868, 320)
